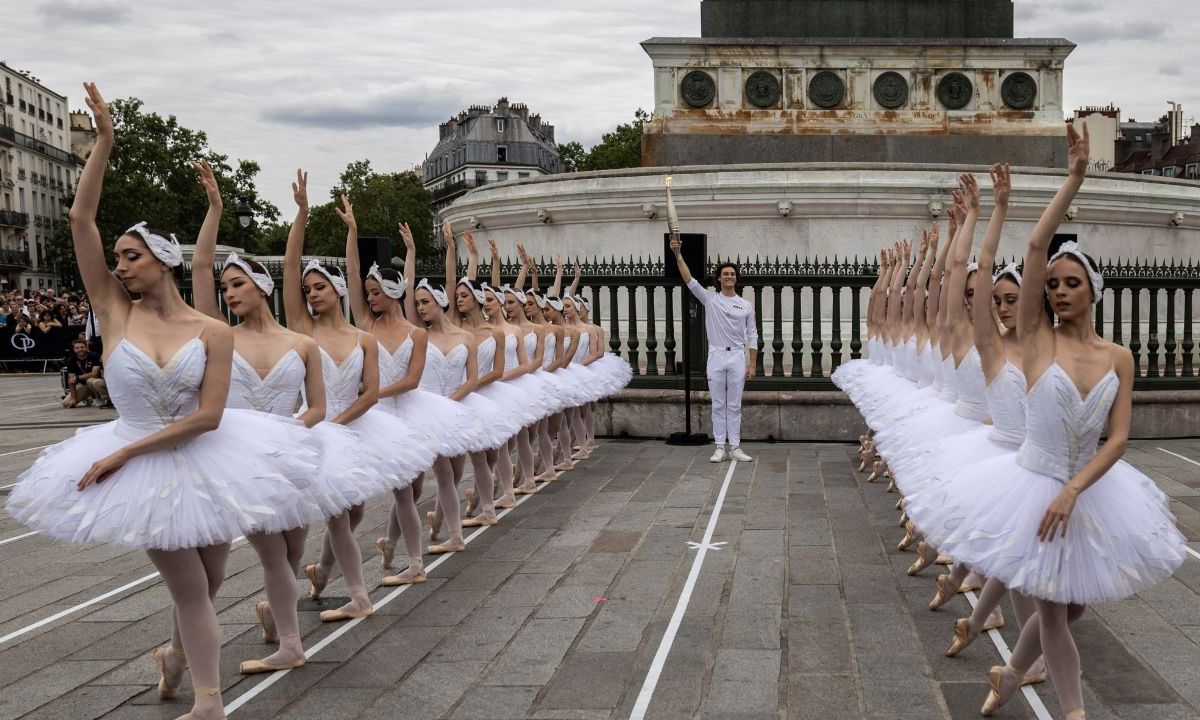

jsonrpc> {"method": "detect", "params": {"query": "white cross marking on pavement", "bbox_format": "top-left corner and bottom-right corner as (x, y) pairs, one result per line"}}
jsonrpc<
(685, 540), (726, 551)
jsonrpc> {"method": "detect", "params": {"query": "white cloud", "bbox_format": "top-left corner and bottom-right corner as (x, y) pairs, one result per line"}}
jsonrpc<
(3, 0), (1197, 213)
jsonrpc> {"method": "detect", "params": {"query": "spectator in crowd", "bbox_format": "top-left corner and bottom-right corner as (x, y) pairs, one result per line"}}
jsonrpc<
(67, 303), (85, 326)
(14, 314), (33, 335)
(62, 338), (110, 408)
(37, 309), (63, 334)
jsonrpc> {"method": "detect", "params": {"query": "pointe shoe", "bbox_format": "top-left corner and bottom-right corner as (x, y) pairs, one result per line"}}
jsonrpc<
(178, 686), (225, 720)
(980, 665), (1022, 716)
(375, 537), (396, 569)
(514, 482), (538, 495)
(885, 477), (897, 493)
(894, 498), (903, 510)
(898, 511), (908, 528)
(571, 450), (590, 461)
(464, 488), (478, 518)
(982, 606), (1005, 631)
(153, 644), (187, 700)
(907, 542), (936, 575)
(462, 512), (499, 528)
(934, 554), (953, 565)
(239, 655), (305, 674)
(495, 494), (517, 509)
(897, 522), (918, 551)
(426, 510), (442, 541)
(1064, 711), (1086, 720)
(382, 566), (428, 586)
(254, 600), (277, 643)
(320, 604), (374, 622)
(945, 617), (976, 657)
(929, 574), (958, 610)
(427, 537), (466, 554)
(554, 461), (575, 472)
(304, 564), (327, 600)
(959, 572), (982, 593)
(867, 459), (883, 482)
(1021, 657), (1048, 686)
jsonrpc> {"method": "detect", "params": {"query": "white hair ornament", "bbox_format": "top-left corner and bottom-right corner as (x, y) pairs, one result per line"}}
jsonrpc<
(302, 259), (347, 297)
(1048, 241), (1104, 304)
(222, 252), (274, 295)
(367, 262), (406, 299)
(126, 222), (182, 267)
(417, 278), (449, 308)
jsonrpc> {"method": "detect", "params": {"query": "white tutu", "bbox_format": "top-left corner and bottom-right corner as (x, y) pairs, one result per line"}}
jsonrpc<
(7, 409), (323, 550)
(306, 421), (392, 516)
(345, 408), (439, 491)
(557, 364), (606, 403)
(459, 392), (519, 451)
(535, 369), (586, 411)
(892, 425), (1015, 502)
(477, 378), (549, 427)
(905, 454), (1186, 604)
(874, 403), (980, 482)
(380, 389), (482, 458)
(503, 373), (562, 420)
(594, 353), (633, 395)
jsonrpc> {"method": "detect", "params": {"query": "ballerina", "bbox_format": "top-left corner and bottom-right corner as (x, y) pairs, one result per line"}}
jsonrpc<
(481, 238), (557, 497)
(190, 162), (369, 674)
(541, 259), (591, 472)
(911, 125), (1185, 719)
(282, 175), (433, 622)
(6, 83), (312, 720)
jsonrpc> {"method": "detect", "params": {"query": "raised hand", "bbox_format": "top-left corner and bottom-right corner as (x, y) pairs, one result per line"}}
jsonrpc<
(82, 82), (113, 139)
(929, 222), (941, 246)
(488, 238), (499, 258)
(919, 229), (929, 254)
(950, 189), (967, 225)
(193, 160), (222, 208)
(292, 169), (308, 209)
(671, 236), (683, 256)
(991, 163), (1012, 208)
(442, 218), (454, 244)
(399, 222), (415, 250)
(462, 228), (478, 255)
(555, 252), (563, 268)
(960, 173), (980, 210)
(334, 194), (356, 228)
(573, 260), (582, 278)
(1067, 121), (1089, 177)
(902, 238), (912, 260)
(516, 242), (528, 262)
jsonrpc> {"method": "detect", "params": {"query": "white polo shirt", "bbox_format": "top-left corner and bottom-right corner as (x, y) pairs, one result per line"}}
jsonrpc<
(686, 279), (758, 350)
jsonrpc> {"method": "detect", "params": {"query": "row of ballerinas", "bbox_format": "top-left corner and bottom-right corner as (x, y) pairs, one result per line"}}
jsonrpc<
(834, 123), (1186, 720)
(5, 83), (631, 720)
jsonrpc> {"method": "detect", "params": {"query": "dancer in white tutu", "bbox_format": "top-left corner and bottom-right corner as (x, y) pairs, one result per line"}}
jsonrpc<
(909, 124), (1185, 718)
(482, 238), (557, 496)
(282, 175), (433, 622)
(191, 162), (368, 674)
(436, 223), (522, 528)
(542, 258), (591, 471)
(6, 83), (299, 720)
(344, 214), (475, 585)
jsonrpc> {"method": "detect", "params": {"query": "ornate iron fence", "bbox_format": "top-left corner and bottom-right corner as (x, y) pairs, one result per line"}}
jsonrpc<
(182, 254), (1200, 390)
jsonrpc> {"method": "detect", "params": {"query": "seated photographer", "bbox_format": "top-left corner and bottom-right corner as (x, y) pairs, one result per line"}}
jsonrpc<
(62, 339), (110, 408)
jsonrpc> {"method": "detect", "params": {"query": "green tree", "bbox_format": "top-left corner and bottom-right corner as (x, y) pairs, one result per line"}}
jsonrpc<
(46, 97), (279, 283)
(298, 160), (435, 259)
(555, 109), (649, 173)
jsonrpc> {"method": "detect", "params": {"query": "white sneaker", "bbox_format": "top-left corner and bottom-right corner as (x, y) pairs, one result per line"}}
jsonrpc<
(708, 447), (727, 463)
(729, 447), (753, 462)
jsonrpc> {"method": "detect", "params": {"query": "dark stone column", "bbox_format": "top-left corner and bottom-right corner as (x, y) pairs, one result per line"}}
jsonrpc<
(700, 0), (1014, 39)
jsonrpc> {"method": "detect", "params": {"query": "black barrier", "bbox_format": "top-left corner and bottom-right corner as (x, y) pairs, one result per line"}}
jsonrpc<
(0, 324), (83, 367)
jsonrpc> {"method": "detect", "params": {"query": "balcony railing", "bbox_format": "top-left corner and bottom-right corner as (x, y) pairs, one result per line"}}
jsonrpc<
(0, 248), (30, 268)
(0, 123), (74, 164)
(431, 179), (481, 203)
(0, 210), (30, 228)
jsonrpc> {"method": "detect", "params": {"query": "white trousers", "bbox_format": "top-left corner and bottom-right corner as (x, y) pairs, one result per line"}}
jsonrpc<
(707, 348), (746, 447)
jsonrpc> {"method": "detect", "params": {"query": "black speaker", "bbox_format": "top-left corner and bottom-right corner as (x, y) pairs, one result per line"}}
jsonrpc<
(664, 232), (706, 280)
(356, 236), (392, 280)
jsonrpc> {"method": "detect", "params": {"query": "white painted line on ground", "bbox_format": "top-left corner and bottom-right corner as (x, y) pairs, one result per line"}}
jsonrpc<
(629, 459), (739, 720)
(1185, 546), (1200, 563)
(0, 536), (247, 648)
(962, 590), (1054, 720)
(1158, 447), (1200, 468)
(225, 487), (541, 714)
(0, 530), (38, 546)
(0, 444), (50, 460)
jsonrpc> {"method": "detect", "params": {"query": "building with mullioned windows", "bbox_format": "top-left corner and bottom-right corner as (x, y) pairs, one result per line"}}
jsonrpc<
(0, 61), (80, 292)
(422, 98), (561, 225)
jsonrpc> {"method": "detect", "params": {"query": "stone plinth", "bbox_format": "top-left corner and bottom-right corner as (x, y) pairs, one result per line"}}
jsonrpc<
(700, 0), (1014, 39)
(641, 37), (1073, 167)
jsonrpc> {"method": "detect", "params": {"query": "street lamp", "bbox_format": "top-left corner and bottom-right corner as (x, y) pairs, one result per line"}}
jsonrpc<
(235, 197), (253, 229)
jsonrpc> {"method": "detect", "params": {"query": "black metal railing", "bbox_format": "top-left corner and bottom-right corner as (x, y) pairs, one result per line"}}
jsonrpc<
(0, 248), (30, 267)
(180, 254), (1200, 390)
(0, 210), (30, 228)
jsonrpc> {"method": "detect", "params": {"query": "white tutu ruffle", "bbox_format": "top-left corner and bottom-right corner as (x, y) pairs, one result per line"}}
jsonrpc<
(905, 455), (1187, 604)
(476, 378), (548, 427)
(7, 409), (322, 550)
(459, 392), (519, 451)
(380, 388), (482, 458)
(344, 408), (439, 491)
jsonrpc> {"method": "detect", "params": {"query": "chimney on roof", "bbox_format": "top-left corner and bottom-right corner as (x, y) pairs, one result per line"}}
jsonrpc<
(1190, 124), (1200, 153)
(1151, 127), (1172, 162)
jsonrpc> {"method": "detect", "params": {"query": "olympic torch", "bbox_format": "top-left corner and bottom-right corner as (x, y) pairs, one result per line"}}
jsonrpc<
(665, 175), (680, 241)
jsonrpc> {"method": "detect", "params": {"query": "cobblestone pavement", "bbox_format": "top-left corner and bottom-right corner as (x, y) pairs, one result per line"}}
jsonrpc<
(1, 376), (1199, 719)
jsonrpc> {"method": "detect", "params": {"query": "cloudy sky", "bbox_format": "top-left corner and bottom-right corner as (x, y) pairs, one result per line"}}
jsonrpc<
(5, 0), (1198, 211)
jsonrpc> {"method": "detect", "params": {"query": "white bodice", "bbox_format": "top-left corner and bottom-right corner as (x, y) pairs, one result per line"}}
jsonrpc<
(901, 338), (919, 382)
(476, 335), (498, 379)
(953, 348), (990, 422)
(937, 354), (958, 402)
(524, 331), (539, 367)
(572, 331), (590, 365)
(985, 361), (1028, 448)
(419, 343), (469, 397)
(377, 337), (414, 413)
(868, 337), (883, 366)
(914, 343), (932, 388)
(1016, 363), (1119, 482)
(543, 333), (557, 369)
(928, 343), (944, 392)
(503, 333), (521, 372)
(107, 338), (205, 432)
(228, 350), (303, 416)
(319, 345), (364, 420)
